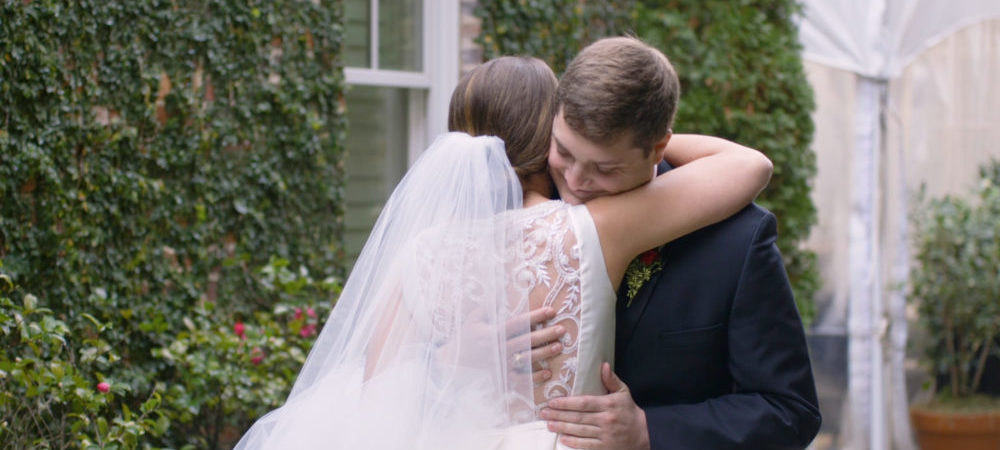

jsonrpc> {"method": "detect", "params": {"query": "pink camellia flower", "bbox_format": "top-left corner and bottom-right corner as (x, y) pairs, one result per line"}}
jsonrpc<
(250, 347), (264, 365)
(234, 321), (246, 338)
(294, 308), (304, 320)
(306, 307), (316, 318)
(299, 323), (317, 338)
(97, 382), (111, 393)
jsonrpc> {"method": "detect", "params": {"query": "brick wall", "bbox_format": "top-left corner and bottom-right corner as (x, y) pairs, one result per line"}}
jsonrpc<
(459, 0), (483, 75)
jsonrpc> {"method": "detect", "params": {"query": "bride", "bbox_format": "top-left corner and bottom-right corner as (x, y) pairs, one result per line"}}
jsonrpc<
(235, 56), (771, 449)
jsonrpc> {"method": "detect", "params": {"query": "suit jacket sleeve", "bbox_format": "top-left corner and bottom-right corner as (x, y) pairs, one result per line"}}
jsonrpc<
(643, 212), (821, 449)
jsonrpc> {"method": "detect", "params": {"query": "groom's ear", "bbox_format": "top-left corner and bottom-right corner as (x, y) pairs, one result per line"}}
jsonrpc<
(650, 129), (672, 164)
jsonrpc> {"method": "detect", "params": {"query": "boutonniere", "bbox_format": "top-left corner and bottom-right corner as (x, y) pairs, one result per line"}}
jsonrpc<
(623, 247), (664, 307)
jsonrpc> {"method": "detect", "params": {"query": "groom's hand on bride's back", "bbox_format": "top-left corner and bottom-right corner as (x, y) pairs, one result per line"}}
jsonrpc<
(541, 362), (650, 450)
(505, 306), (566, 383)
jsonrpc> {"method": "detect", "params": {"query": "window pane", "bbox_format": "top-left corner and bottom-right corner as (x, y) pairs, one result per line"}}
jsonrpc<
(343, 0), (370, 67)
(379, 0), (422, 71)
(343, 86), (409, 266)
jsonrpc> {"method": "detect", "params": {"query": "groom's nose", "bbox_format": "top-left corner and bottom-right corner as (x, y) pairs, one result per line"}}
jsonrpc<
(565, 164), (591, 191)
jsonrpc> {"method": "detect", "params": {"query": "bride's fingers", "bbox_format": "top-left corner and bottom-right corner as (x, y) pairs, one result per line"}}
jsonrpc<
(528, 306), (556, 328)
(504, 332), (530, 352)
(530, 324), (566, 348)
(508, 340), (562, 371)
(532, 368), (552, 384)
(505, 307), (554, 337)
(530, 341), (562, 366)
(504, 322), (563, 354)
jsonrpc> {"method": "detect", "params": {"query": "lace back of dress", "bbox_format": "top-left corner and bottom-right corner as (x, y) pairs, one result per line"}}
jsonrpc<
(506, 202), (583, 412)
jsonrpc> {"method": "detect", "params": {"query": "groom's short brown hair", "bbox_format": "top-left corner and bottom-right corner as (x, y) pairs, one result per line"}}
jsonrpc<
(557, 36), (680, 156)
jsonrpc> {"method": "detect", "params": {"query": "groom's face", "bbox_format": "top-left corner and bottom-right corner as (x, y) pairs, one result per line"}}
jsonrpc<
(549, 110), (662, 205)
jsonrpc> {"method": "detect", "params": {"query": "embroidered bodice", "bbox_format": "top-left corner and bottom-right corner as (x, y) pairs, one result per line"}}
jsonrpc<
(503, 201), (616, 411)
(394, 199), (615, 431)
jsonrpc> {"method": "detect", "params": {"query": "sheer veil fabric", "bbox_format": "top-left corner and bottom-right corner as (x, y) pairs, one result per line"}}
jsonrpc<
(235, 133), (538, 449)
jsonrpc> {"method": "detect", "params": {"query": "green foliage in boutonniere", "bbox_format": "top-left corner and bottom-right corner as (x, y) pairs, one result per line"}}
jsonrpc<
(624, 247), (664, 307)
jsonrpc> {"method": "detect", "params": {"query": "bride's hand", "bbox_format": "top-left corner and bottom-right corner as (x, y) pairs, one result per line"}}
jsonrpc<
(432, 304), (564, 385)
(505, 306), (566, 383)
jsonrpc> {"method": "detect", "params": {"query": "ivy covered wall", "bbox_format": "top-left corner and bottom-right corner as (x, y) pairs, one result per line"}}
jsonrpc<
(477, 0), (635, 74)
(476, 0), (819, 323)
(1, 0), (345, 447)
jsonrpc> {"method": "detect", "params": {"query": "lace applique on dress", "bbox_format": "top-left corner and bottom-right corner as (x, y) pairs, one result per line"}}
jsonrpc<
(402, 201), (587, 424)
(504, 201), (583, 412)
(410, 227), (499, 347)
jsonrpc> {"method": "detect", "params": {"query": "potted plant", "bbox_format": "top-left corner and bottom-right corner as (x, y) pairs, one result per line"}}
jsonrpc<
(908, 161), (1000, 450)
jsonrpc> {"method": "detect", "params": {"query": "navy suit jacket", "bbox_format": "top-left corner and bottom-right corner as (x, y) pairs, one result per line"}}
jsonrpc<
(615, 164), (821, 448)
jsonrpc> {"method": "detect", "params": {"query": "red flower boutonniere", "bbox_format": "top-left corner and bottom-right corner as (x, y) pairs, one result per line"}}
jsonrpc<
(624, 246), (664, 307)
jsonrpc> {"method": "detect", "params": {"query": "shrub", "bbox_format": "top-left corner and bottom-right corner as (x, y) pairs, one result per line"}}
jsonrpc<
(909, 163), (1000, 401)
(635, 0), (819, 323)
(476, 0), (636, 74)
(151, 258), (338, 448)
(0, 274), (166, 448)
(0, 258), (338, 448)
(0, 2), (345, 446)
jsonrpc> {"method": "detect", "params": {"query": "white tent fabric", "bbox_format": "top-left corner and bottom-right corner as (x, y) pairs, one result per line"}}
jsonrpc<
(799, 0), (1000, 78)
(799, 2), (1000, 449)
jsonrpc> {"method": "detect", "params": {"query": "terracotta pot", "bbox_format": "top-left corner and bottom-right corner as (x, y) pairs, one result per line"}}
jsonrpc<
(910, 407), (1000, 450)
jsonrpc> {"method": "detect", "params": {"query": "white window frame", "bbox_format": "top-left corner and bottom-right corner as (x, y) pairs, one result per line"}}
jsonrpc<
(343, 0), (459, 165)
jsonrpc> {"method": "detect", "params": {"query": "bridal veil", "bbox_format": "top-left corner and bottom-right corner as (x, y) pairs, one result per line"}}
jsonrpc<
(235, 133), (536, 449)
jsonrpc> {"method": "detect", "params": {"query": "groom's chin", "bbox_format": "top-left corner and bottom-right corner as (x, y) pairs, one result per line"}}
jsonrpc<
(558, 191), (586, 205)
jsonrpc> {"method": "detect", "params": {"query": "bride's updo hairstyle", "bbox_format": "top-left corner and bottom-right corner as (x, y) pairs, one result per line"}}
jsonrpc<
(448, 56), (558, 180)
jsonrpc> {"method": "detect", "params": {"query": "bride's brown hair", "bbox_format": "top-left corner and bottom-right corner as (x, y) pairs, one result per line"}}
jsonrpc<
(448, 57), (558, 180)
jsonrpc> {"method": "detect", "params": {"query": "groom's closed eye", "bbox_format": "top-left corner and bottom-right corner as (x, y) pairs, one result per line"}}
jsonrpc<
(555, 145), (574, 161)
(595, 165), (622, 175)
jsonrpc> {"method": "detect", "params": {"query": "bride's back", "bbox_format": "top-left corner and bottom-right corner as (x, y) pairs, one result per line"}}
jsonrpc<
(504, 201), (615, 412)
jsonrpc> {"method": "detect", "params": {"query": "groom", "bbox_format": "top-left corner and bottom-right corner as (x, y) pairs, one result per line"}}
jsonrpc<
(536, 37), (821, 449)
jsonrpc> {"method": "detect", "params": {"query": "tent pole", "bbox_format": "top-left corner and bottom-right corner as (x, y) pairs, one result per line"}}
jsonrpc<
(848, 75), (888, 450)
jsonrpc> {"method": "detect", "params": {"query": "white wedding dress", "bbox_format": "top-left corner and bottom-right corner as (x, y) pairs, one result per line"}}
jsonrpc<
(235, 133), (615, 450)
(488, 200), (616, 449)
